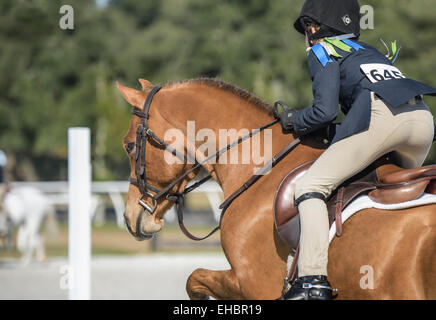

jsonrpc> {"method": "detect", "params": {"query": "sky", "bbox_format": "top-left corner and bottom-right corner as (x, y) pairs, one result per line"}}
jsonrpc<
(95, 0), (109, 8)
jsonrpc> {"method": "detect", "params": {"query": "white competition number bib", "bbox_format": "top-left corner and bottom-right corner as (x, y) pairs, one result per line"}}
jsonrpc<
(360, 63), (406, 83)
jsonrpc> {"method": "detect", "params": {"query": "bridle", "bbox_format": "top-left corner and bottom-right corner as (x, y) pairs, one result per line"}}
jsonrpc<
(129, 86), (301, 240)
(129, 86), (184, 214)
(129, 86), (216, 216)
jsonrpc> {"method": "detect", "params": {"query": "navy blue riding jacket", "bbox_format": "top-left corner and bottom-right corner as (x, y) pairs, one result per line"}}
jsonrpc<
(292, 41), (436, 144)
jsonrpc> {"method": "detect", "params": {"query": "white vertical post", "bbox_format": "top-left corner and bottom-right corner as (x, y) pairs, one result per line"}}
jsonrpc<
(68, 128), (91, 300)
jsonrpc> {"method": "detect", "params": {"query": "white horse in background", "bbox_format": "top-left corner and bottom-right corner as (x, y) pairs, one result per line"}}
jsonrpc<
(0, 204), (13, 250)
(1, 186), (58, 265)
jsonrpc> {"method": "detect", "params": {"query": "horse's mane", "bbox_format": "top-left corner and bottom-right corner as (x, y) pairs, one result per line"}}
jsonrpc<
(167, 78), (273, 115)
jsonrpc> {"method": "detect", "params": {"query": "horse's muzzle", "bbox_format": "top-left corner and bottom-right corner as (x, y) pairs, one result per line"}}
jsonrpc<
(139, 210), (164, 235)
(124, 208), (164, 241)
(124, 211), (153, 241)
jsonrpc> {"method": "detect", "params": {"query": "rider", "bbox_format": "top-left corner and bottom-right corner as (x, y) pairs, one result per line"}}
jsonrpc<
(280, 0), (436, 300)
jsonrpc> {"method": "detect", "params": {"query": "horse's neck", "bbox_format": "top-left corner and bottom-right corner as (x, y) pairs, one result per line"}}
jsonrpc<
(160, 84), (296, 198)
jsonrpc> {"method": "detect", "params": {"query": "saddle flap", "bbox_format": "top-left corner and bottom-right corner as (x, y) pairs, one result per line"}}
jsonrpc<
(273, 161), (314, 254)
(273, 160), (377, 251)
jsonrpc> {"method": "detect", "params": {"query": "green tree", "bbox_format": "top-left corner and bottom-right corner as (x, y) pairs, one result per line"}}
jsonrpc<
(1, 0), (435, 181)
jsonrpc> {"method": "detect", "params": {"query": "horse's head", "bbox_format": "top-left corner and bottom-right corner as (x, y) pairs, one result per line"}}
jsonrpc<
(117, 80), (197, 241)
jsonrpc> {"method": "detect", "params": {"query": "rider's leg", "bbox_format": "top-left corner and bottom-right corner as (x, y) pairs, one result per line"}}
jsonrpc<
(285, 95), (434, 300)
(389, 101), (434, 169)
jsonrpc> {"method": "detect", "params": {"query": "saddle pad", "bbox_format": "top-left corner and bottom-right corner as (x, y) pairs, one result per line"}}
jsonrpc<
(328, 192), (436, 243)
(286, 192), (436, 281)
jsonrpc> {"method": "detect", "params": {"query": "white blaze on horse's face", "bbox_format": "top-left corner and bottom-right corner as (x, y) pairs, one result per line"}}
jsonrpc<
(117, 80), (187, 240)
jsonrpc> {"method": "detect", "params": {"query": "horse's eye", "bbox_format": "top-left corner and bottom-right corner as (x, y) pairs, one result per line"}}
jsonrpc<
(125, 142), (135, 154)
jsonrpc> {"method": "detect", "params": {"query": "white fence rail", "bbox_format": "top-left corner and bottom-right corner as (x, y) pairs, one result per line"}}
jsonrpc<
(68, 127), (91, 300)
(10, 180), (223, 227)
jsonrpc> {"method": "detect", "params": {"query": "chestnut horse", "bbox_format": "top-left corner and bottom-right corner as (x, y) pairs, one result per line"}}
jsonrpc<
(117, 78), (436, 300)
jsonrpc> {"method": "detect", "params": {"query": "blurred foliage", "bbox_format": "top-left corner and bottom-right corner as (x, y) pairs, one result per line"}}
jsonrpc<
(0, 0), (436, 181)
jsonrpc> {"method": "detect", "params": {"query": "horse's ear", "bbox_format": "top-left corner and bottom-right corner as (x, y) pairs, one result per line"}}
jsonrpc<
(116, 81), (145, 108)
(138, 79), (152, 91)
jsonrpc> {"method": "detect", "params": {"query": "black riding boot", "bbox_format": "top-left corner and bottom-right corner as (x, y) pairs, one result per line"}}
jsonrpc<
(283, 275), (336, 300)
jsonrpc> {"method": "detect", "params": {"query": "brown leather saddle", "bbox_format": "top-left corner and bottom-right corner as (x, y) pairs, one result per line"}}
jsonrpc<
(274, 154), (436, 255)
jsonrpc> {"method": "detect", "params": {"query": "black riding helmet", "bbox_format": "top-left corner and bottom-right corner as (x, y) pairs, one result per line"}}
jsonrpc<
(294, 0), (361, 40)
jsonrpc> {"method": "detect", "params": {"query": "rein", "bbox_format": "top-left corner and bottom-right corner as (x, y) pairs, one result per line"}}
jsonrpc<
(130, 85), (301, 240)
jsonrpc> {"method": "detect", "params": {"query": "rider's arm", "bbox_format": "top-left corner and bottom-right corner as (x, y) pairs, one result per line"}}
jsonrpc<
(291, 50), (340, 136)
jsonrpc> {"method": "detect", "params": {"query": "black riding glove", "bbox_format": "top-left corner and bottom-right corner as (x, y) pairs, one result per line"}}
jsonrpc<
(273, 101), (295, 134)
(280, 109), (296, 134)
